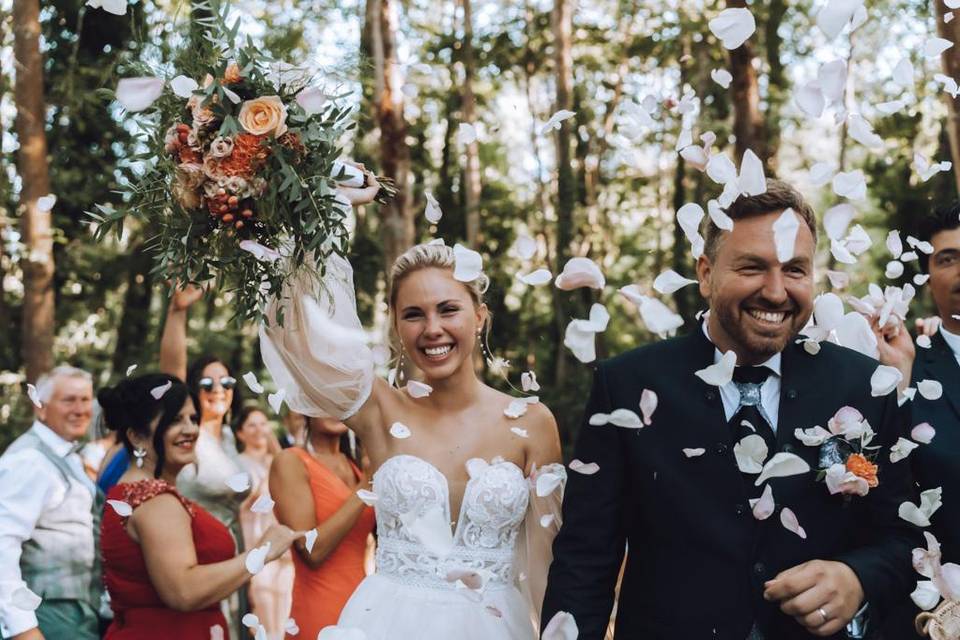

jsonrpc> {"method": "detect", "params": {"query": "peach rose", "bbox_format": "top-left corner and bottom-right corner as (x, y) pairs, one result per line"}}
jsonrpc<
(845, 453), (879, 488)
(223, 63), (242, 84)
(238, 95), (288, 137)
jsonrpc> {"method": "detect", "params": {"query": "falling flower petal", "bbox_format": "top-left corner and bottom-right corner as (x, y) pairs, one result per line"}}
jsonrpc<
(885, 261), (905, 279)
(683, 448), (706, 457)
(10, 586), (42, 611)
(150, 380), (172, 399)
(542, 611), (579, 640)
(126, 364), (138, 376)
(809, 162), (837, 187)
(871, 364), (903, 397)
(886, 230), (904, 259)
(653, 269), (697, 294)
(794, 426), (832, 446)
(755, 452), (811, 486)
(877, 98), (909, 115)
(424, 192), (442, 224)
(893, 57), (915, 88)
(734, 434), (769, 474)
(539, 109), (576, 136)
(709, 7), (756, 49)
(356, 490), (378, 507)
(911, 581), (941, 611)
(116, 77), (164, 112)
(107, 499), (133, 517)
(512, 234), (537, 260)
(26, 383), (42, 408)
(284, 618), (300, 635)
(707, 199), (734, 231)
(890, 437), (919, 463)
(899, 488), (943, 527)
(251, 493), (275, 514)
(267, 389), (285, 414)
(706, 155), (738, 186)
(521, 371), (541, 392)
(536, 470), (564, 497)
(619, 287), (686, 339)
(540, 514), (556, 528)
(242, 372), (264, 394)
(569, 459), (600, 475)
(407, 381), (433, 399)
(239, 240), (282, 263)
(555, 257), (605, 290)
(819, 60), (848, 103)
(847, 114), (884, 149)
(86, 0), (127, 15)
(917, 334), (932, 348)
(780, 507), (807, 539)
(924, 37), (954, 58)
(816, 0), (864, 39)
(451, 243), (484, 283)
(36, 194), (56, 212)
(832, 170), (867, 200)
(245, 542), (270, 574)
(750, 484), (775, 520)
(912, 422), (936, 444)
(505, 398), (531, 419)
(918, 379), (944, 400)
(295, 87), (328, 115)
(823, 204), (856, 241)
(772, 208), (801, 263)
(518, 269), (553, 286)
(170, 75), (199, 98)
(226, 472), (251, 493)
(589, 408), (643, 429)
(639, 389), (658, 426)
(796, 82), (825, 119)
(826, 271), (850, 289)
(696, 350), (737, 386)
(390, 422), (411, 439)
(711, 68), (733, 88)
(510, 427), (529, 438)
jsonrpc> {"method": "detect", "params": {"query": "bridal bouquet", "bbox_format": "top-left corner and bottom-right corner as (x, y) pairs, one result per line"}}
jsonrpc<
(91, 1), (393, 321)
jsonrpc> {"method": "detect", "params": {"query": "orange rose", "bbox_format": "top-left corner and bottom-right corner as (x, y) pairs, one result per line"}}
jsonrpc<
(223, 63), (242, 84)
(238, 95), (288, 137)
(845, 453), (879, 488)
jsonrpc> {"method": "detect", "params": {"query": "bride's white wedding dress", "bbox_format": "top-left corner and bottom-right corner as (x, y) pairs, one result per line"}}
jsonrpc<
(260, 254), (565, 639)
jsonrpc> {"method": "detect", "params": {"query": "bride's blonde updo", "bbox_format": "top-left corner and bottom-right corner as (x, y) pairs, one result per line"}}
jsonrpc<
(387, 243), (490, 311)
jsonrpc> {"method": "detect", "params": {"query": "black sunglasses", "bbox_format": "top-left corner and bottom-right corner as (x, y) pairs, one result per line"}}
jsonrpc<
(198, 376), (237, 392)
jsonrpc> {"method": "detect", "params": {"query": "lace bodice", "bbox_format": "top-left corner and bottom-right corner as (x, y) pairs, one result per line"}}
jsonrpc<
(373, 455), (537, 591)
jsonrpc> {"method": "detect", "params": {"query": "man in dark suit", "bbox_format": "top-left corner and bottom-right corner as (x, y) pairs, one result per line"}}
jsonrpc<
(878, 204), (960, 637)
(542, 180), (919, 640)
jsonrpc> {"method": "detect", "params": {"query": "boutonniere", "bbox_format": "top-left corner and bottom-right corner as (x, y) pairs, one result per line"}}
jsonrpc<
(794, 406), (880, 497)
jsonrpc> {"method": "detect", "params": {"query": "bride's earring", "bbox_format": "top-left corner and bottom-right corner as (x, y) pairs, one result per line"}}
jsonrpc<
(393, 345), (406, 387)
(133, 446), (147, 469)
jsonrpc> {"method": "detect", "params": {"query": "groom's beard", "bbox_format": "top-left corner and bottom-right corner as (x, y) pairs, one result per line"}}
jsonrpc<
(712, 297), (809, 362)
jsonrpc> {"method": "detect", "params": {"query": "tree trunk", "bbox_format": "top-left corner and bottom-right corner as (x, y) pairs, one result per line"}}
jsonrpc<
(460, 0), (482, 246)
(726, 0), (769, 166)
(367, 0), (413, 269)
(763, 0), (787, 174)
(112, 243), (154, 372)
(935, 0), (960, 194)
(551, 0), (575, 393)
(13, 0), (55, 382)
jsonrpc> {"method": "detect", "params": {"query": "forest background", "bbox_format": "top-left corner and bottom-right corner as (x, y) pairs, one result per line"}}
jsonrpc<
(2, 0), (957, 451)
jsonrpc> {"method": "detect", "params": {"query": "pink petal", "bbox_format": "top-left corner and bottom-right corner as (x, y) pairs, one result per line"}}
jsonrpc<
(780, 507), (807, 539)
(911, 422), (936, 445)
(542, 611), (579, 640)
(750, 484), (775, 520)
(569, 459), (600, 475)
(555, 257), (605, 290)
(639, 389), (658, 425)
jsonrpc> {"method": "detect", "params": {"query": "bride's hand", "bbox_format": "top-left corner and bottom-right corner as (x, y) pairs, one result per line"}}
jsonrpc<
(336, 162), (381, 207)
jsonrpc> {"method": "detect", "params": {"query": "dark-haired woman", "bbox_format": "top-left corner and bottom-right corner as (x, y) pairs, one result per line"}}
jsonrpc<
(98, 374), (301, 640)
(234, 406), (294, 640)
(159, 284), (252, 638)
(269, 416), (375, 639)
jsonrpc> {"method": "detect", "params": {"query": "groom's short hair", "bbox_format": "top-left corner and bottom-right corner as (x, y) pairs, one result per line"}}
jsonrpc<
(703, 179), (818, 261)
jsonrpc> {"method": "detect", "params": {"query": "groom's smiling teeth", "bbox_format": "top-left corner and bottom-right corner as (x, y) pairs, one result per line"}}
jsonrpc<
(748, 309), (787, 324)
(422, 344), (454, 360)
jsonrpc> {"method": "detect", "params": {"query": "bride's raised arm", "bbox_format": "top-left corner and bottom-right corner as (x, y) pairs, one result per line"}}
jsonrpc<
(259, 173), (391, 438)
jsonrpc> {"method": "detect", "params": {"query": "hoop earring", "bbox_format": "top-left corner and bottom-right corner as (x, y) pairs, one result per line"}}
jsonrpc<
(133, 446), (147, 469)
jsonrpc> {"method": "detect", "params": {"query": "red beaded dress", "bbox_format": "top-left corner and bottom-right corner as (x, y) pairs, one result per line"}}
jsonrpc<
(101, 479), (235, 639)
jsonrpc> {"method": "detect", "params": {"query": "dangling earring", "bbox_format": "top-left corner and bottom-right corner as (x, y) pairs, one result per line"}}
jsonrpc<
(392, 345), (406, 388)
(133, 446), (147, 469)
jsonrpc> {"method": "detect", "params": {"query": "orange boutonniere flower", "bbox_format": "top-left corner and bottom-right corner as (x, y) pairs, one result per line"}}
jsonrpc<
(845, 453), (879, 488)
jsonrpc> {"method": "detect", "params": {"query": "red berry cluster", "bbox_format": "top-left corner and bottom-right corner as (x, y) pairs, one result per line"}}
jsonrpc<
(206, 189), (254, 229)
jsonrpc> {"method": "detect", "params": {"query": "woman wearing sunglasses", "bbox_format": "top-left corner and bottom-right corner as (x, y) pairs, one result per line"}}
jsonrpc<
(156, 286), (256, 640)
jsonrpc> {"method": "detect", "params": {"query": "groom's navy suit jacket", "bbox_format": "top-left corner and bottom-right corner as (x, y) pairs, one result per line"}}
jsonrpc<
(542, 330), (920, 640)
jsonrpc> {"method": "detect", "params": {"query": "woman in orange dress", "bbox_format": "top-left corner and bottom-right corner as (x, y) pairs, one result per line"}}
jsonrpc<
(270, 416), (375, 639)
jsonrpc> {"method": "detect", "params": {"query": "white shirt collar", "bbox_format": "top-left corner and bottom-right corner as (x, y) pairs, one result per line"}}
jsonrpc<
(940, 325), (960, 360)
(30, 420), (77, 458)
(702, 322), (783, 376)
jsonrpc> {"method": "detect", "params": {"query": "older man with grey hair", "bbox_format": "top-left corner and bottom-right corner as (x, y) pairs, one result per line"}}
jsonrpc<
(0, 366), (102, 640)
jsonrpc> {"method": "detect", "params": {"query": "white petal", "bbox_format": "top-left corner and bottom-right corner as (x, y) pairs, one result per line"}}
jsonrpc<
(250, 493), (275, 514)
(640, 389), (658, 426)
(900, 501), (933, 527)
(893, 58), (915, 88)
(755, 452), (811, 486)
(356, 490), (378, 506)
(870, 364), (903, 397)
(890, 437), (920, 463)
(912, 422), (936, 444)
(284, 618), (300, 636)
(452, 243), (484, 282)
(518, 269), (553, 286)
(26, 383), (42, 408)
(683, 448), (706, 457)
(588, 409), (644, 429)
(886, 230), (904, 258)
(10, 586), (42, 611)
(511, 427), (529, 438)
(331, 161), (365, 187)
(924, 37), (954, 58)
(242, 372), (264, 394)
(406, 381), (433, 398)
(295, 87), (328, 115)
(539, 109), (576, 135)
(911, 580), (942, 610)
(818, 60), (848, 104)
(734, 434), (769, 474)
(847, 114), (884, 149)
(885, 261), (904, 279)
(504, 398), (530, 419)
(400, 505), (454, 557)
(708, 7), (757, 49)
(707, 199), (734, 231)
(107, 499), (133, 517)
(794, 426), (832, 446)
(772, 208), (801, 263)
(116, 77), (164, 112)
(170, 75), (199, 98)
(36, 194), (57, 212)
(826, 270), (850, 289)
(542, 611), (579, 640)
(918, 379), (944, 400)
(245, 542), (270, 574)
(512, 233), (537, 260)
(620, 287), (685, 339)
(126, 364), (138, 376)
(569, 459), (600, 475)
(680, 145), (709, 171)
(242, 613), (260, 628)
(917, 333), (932, 348)
(809, 162), (837, 187)
(816, 0), (864, 39)
(795, 81), (825, 118)
(267, 389), (285, 414)
(150, 380), (172, 399)
(750, 484), (775, 520)
(87, 0), (127, 15)
(225, 472), (251, 492)
(390, 422), (412, 439)
(832, 170), (867, 200)
(711, 68), (733, 89)
(876, 98), (909, 115)
(696, 350), (737, 386)
(844, 224), (873, 255)
(780, 507), (807, 539)
(653, 269), (698, 294)
(239, 240), (282, 263)
(706, 154), (738, 185)
(907, 236), (935, 254)
(424, 192), (442, 224)
(536, 471), (564, 497)
(564, 320), (598, 363)
(521, 371), (541, 392)
(823, 204), (855, 242)
(457, 122), (478, 145)
(738, 150), (768, 195)
(555, 257), (605, 290)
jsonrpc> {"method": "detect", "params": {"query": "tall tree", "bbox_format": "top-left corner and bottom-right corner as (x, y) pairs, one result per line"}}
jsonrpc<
(935, 0), (960, 193)
(725, 0), (769, 166)
(13, 0), (54, 382)
(460, 0), (482, 246)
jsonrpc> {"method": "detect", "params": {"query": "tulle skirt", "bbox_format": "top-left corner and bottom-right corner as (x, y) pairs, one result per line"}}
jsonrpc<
(330, 574), (537, 639)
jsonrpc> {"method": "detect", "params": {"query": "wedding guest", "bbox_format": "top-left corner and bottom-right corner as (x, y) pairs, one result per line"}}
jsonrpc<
(877, 203), (960, 637)
(234, 406), (294, 640)
(0, 366), (101, 640)
(158, 284), (252, 639)
(97, 373), (300, 639)
(269, 416), (375, 639)
(544, 180), (920, 639)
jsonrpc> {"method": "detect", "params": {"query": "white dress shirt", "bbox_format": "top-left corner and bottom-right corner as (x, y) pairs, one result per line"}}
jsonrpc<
(0, 421), (95, 636)
(940, 325), (960, 367)
(702, 323), (783, 433)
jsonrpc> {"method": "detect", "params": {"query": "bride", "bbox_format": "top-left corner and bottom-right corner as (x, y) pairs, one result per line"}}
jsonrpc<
(259, 172), (566, 639)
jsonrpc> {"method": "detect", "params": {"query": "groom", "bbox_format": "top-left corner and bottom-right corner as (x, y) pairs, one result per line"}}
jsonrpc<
(542, 180), (919, 639)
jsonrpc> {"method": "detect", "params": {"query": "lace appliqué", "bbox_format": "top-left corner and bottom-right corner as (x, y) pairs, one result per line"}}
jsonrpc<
(372, 455), (529, 591)
(119, 479), (195, 521)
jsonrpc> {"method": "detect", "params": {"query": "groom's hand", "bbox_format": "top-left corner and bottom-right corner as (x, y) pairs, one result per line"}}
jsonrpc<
(763, 559), (864, 637)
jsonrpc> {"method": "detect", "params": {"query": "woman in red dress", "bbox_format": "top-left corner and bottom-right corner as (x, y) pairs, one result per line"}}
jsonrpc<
(98, 373), (302, 639)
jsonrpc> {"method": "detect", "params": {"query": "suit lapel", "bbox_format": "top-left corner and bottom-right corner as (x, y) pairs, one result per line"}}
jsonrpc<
(775, 341), (829, 466)
(685, 328), (733, 442)
(921, 332), (960, 419)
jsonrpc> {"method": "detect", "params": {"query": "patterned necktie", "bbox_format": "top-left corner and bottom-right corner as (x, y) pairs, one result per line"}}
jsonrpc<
(731, 366), (776, 489)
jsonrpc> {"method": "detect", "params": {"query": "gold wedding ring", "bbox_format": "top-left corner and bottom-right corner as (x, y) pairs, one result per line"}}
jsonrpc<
(818, 607), (829, 624)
